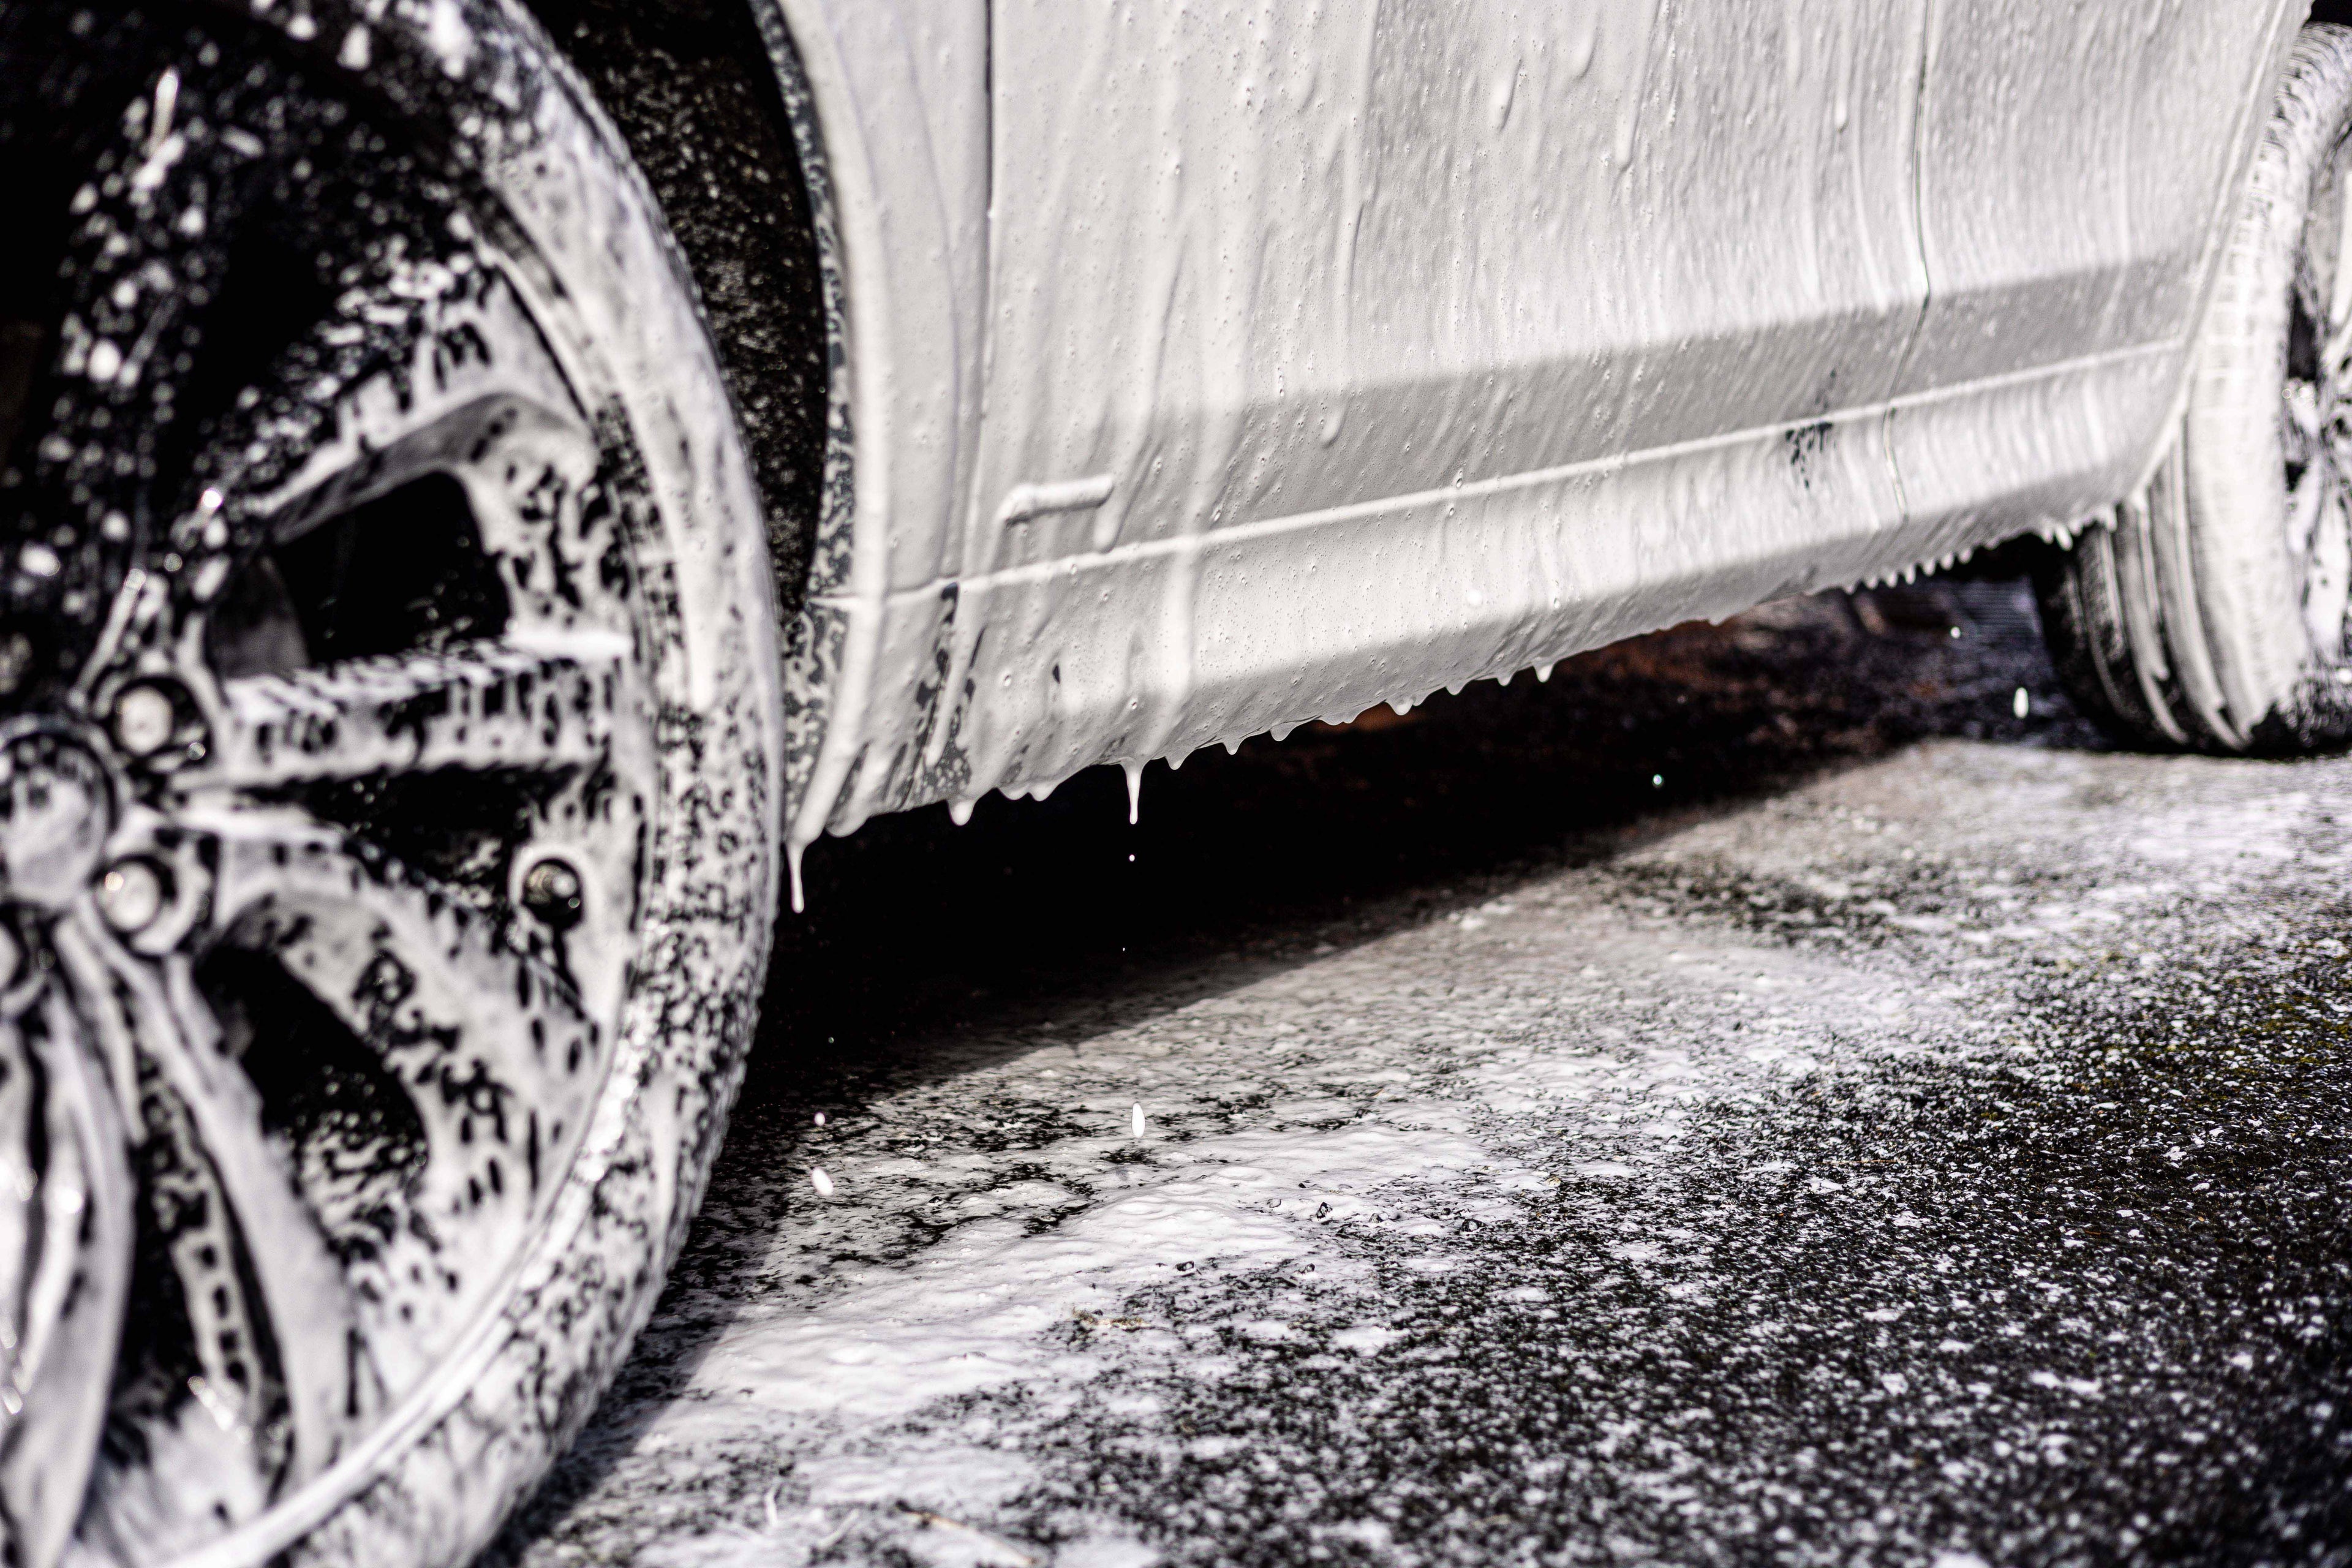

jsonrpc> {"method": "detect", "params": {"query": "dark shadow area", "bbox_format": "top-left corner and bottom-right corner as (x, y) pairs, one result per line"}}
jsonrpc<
(750, 574), (2095, 1096)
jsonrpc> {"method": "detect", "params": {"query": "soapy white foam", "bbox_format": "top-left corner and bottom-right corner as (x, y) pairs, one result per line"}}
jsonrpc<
(666, 1115), (1493, 1432)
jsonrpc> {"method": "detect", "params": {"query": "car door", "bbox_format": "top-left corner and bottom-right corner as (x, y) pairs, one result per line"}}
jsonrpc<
(1887, 2), (2302, 549)
(929, 1), (1936, 791)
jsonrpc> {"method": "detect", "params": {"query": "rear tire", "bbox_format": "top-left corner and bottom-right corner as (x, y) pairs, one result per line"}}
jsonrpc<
(2040, 24), (2352, 753)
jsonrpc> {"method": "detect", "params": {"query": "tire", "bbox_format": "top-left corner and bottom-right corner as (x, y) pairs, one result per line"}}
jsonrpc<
(2039, 24), (2352, 753)
(0, 1), (780, 1564)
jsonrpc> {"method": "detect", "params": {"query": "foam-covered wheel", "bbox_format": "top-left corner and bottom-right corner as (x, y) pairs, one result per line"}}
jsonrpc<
(2040, 24), (2352, 753)
(0, 1), (778, 1562)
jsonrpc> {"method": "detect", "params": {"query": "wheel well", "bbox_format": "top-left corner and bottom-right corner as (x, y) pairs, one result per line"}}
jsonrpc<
(527, 0), (827, 619)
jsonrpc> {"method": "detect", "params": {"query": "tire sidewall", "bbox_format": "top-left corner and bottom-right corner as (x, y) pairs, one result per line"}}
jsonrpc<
(2186, 24), (2352, 750)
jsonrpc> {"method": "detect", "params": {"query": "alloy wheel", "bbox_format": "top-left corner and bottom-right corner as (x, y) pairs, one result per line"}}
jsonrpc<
(0, 3), (776, 1561)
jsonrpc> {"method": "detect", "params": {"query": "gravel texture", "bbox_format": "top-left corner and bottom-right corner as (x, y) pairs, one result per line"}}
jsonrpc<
(489, 576), (2352, 1568)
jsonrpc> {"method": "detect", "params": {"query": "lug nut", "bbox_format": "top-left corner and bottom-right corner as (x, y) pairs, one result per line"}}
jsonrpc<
(519, 857), (584, 930)
(96, 858), (168, 934)
(0, 632), (31, 698)
(111, 682), (181, 758)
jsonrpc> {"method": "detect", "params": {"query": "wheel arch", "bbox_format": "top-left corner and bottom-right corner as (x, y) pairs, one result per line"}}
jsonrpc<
(526, 0), (987, 872)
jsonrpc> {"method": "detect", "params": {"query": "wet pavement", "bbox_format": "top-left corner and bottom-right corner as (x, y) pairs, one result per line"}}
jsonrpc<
(491, 571), (2352, 1568)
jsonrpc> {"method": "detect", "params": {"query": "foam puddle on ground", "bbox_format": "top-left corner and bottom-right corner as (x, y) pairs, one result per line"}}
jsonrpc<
(527, 836), (1970, 1563)
(508, 739), (2352, 1568)
(668, 1117), (1498, 1424)
(631, 1115), (1498, 1568)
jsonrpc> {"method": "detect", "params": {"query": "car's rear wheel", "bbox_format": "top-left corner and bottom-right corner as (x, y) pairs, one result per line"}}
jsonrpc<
(2040, 23), (2352, 752)
(0, 1), (779, 1563)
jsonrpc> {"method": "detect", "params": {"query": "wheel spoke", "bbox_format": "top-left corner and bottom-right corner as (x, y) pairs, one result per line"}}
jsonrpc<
(208, 824), (613, 1389)
(2319, 153), (2352, 374)
(11, 46), (263, 710)
(2286, 376), (2325, 472)
(48, 922), (366, 1500)
(2325, 314), (2352, 390)
(231, 278), (589, 558)
(204, 634), (631, 789)
(78, 257), (600, 703)
(2287, 451), (2332, 566)
(2304, 457), (2352, 657)
(0, 976), (135, 1568)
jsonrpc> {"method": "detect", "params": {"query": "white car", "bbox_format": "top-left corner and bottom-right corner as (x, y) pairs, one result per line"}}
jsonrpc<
(0, 0), (2336, 1562)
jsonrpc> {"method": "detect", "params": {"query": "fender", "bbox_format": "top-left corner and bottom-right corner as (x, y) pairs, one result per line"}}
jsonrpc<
(748, 0), (986, 871)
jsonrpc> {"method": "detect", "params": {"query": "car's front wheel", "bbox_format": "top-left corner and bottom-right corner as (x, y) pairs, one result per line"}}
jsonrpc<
(2040, 23), (2352, 753)
(0, 0), (780, 1562)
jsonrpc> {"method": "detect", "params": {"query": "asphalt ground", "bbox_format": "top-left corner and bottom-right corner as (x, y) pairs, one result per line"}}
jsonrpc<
(489, 572), (2352, 1568)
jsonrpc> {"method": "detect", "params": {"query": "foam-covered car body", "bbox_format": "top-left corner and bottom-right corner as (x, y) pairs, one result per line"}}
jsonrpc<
(760, 1), (2302, 864)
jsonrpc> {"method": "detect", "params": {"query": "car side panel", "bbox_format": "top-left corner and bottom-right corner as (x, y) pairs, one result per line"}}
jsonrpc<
(1901, 4), (2295, 398)
(1882, 1), (2303, 556)
(764, 0), (2299, 845)
(753, 0), (988, 853)
(812, 0), (1933, 827)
